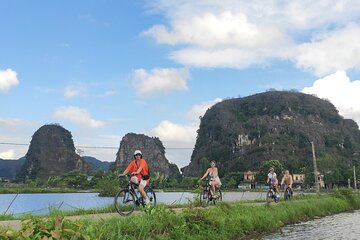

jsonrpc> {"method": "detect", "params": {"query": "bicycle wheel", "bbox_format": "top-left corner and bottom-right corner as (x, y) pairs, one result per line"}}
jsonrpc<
(145, 187), (157, 206)
(114, 189), (136, 216)
(266, 190), (273, 203)
(211, 189), (222, 205)
(285, 188), (291, 201)
(217, 189), (223, 202)
(206, 191), (213, 205)
(199, 189), (208, 204)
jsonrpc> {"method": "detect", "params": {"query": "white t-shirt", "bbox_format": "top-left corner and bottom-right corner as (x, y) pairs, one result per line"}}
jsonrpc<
(268, 172), (277, 184)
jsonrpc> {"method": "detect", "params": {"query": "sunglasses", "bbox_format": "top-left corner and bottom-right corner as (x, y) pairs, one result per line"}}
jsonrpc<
(134, 154), (141, 156)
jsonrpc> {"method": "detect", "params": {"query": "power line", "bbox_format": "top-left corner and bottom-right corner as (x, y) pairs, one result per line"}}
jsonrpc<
(0, 142), (194, 150)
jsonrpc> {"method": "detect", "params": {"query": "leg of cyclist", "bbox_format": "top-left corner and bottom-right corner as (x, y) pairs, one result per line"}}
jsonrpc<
(138, 179), (151, 204)
(274, 183), (279, 197)
(210, 181), (216, 197)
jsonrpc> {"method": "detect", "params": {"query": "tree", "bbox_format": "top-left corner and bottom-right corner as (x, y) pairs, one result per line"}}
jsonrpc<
(257, 160), (284, 183)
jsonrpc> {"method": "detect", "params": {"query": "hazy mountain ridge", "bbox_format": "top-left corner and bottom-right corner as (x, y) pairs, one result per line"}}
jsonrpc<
(81, 156), (112, 171)
(0, 157), (26, 180)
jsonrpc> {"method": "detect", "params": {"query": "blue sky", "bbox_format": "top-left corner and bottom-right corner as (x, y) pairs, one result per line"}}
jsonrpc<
(1, 0), (360, 168)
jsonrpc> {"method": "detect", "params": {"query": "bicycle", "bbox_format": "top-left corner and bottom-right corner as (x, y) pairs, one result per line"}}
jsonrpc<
(283, 185), (292, 201)
(266, 183), (279, 203)
(199, 178), (222, 205)
(114, 174), (156, 216)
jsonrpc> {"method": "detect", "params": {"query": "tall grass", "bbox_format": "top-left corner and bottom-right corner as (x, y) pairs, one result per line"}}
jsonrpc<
(0, 187), (77, 194)
(1, 190), (360, 239)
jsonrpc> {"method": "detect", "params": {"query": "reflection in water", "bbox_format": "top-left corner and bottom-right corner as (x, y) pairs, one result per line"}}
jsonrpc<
(0, 191), (270, 215)
(262, 210), (360, 240)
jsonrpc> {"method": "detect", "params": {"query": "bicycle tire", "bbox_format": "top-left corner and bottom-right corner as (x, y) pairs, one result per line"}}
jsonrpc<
(266, 190), (272, 200)
(284, 188), (291, 201)
(212, 189), (222, 205)
(206, 190), (213, 205)
(199, 189), (208, 204)
(114, 189), (136, 216)
(218, 189), (223, 202)
(145, 187), (157, 206)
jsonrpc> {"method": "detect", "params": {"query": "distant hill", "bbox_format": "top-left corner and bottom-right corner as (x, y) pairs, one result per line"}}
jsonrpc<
(82, 156), (112, 171)
(18, 124), (91, 180)
(0, 157), (25, 180)
(182, 91), (360, 180)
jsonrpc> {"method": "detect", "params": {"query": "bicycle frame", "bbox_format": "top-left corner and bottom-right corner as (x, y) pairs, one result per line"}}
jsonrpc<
(124, 175), (145, 205)
(115, 174), (157, 216)
(267, 183), (279, 203)
(200, 178), (222, 205)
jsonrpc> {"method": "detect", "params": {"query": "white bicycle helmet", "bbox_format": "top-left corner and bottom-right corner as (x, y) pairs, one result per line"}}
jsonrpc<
(134, 150), (142, 156)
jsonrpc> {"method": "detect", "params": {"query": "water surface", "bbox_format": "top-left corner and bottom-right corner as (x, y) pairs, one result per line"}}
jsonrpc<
(262, 210), (360, 240)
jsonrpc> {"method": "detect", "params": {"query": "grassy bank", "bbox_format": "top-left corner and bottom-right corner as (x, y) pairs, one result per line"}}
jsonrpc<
(1, 189), (360, 239)
(0, 187), (78, 194)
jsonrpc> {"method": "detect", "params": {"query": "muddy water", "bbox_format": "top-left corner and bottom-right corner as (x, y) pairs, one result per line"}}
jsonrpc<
(262, 210), (360, 240)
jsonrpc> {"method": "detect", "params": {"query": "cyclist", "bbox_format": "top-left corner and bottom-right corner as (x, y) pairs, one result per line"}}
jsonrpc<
(267, 167), (279, 196)
(200, 160), (221, 198)
(119, 150), (150, 204)
(281, 170), (293, 195)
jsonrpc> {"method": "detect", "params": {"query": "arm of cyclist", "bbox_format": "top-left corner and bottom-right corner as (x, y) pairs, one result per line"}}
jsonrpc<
(132, 166), (143, 175)
(200, 168), (210, 180)
(280, 176), (285, 189)
(119, 169), (129, 177)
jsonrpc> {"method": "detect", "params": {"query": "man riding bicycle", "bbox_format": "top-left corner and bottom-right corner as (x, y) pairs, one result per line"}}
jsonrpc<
(119, 150), (151, 205)
(281, 170), (293, 195)
(267, 167), (279, 197)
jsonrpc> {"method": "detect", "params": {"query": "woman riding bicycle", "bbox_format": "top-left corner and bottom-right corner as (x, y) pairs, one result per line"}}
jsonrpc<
(281, 170), (293, 194)
(119, 150), (151, 205)
(200, 160), (221, 198)
(267, 167), (279, 197)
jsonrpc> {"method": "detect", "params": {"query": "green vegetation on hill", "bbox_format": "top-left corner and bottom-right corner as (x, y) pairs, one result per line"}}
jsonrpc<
(182, 91), (360, 188)
(17, 124), (90, 181)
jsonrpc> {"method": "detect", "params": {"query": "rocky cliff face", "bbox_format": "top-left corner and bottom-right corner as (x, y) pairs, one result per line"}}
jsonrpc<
(115, 133), (180, 177)
(182, 91), (360, 177)
(18, 124), (91, 180)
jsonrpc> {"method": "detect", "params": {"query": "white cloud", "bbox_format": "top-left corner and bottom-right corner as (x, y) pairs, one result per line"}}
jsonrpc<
(149, 98), (222, 147)
(302, 71), (360, 126)
(144, 0), (360, 72)
(295, 24), (360, 76)
(132, 68), (189, 95)
(53, 106), (106, 128)
(64, 84), (87, 98)
(0, 149), (15, 159)
(0, 118), (30, 127)
(0, 119), (37, 159)
(102, 90), (117, 97)
(0, 69), (19, 92)
(148, 98), (222, 168)
(186, 98), (223, 122)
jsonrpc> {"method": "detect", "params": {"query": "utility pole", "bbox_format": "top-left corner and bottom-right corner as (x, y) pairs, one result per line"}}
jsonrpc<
(354, 166), (357, 190)
(311, 141), (319, 193)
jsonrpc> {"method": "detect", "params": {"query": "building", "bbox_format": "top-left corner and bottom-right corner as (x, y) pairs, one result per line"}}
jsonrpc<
(317, 172), (325, 188)
(244, 171), (255, 181)
(293, 174), (305, 189)
(238, 171), (256, 189)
